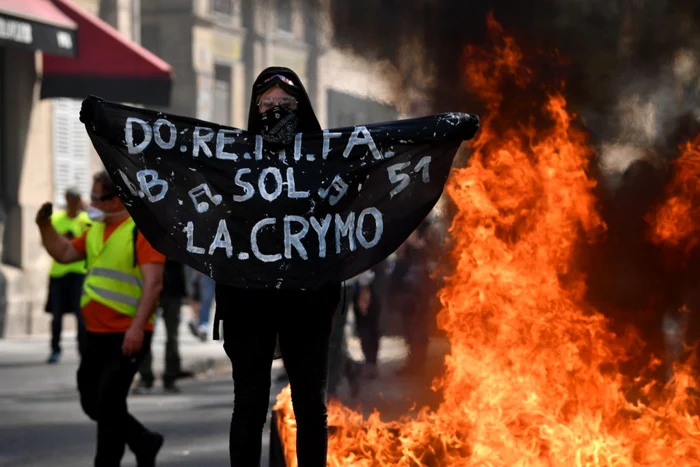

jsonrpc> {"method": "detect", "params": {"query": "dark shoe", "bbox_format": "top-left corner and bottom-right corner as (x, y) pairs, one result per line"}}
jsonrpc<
(135, 432), (164, 467)
(187, 320), (200, 339)
(47, 351), (60, 364)
(175, 370), (194, 380)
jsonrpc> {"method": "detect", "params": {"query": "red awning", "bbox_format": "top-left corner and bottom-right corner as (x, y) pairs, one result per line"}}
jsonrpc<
(0, 0), (75, 28)
(0, 0), (77, 56)
(40, 0), (172, 106)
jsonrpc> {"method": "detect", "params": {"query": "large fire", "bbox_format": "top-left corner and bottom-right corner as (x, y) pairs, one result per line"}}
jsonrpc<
(274, 15), (700, 466)
(648, 135), (700, 257)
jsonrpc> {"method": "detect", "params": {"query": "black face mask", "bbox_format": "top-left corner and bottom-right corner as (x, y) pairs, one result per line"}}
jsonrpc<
(260, 106), (299, 144)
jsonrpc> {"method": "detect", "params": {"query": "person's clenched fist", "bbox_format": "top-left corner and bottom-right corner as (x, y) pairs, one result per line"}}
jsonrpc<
(35, 202), (53, 227)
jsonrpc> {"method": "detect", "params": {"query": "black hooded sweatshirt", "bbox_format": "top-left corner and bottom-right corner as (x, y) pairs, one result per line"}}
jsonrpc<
(247, 66), (321, 136)
(214, 67), (341, 338)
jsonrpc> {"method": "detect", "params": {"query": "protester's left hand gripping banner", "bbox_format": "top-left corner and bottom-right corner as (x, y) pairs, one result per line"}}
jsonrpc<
(79, 95), (479, 289)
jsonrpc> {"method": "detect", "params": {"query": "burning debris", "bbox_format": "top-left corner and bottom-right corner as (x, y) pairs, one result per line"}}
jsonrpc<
(273, 13), (700, 466)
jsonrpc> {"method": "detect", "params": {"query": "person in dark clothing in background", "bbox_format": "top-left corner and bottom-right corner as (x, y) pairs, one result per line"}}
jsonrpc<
(185, 266), (216, 342)
(327, 281), (362, 400)
(353, 268), (381, 379)
(392, 224), (433, 375)
(135, 259), (192, 393)
(582, 155), (676, 387)
(44, 187), (90, 363)
(215, 67), (340, 467)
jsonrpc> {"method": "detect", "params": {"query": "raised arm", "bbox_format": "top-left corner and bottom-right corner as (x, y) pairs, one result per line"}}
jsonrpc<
(35, 202), (85, 264)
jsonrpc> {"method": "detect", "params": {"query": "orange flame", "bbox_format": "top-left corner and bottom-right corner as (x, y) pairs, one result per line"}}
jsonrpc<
(274, 15), (700, 466)
(648, 136), (700, 258)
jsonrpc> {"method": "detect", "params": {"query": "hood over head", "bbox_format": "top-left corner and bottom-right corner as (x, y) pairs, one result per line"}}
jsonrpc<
(247, 67), (321, 134)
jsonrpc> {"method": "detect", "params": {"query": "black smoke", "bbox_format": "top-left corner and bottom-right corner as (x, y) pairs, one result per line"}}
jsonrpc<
(315, 0), (700, 154)
(312, 0), (700, 390)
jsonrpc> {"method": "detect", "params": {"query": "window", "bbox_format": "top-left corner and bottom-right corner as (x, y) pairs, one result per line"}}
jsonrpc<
(277, 0), (292, 32)
(212, 0), (240, 16)
(141, 24), (160, 58)
(52, 99), (91, 207)
(213, 64), (232, 125)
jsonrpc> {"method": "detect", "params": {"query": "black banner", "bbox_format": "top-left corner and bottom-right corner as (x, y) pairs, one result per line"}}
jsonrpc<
(81, 96), (479, 289)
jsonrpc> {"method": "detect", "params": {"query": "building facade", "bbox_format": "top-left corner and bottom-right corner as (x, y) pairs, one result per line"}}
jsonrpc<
(0, 0), (171, 338)
(140, 0), (404, 129)
(0, 0), (408, 337)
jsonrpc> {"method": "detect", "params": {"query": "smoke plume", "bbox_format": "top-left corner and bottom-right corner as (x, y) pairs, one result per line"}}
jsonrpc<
(310, 0), (700, 377)
(316, 0), (700, 169)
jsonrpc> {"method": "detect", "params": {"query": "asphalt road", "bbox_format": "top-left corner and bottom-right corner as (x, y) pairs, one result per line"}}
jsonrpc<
(0, 320), (419, 467)
(0, 372), (286, 467)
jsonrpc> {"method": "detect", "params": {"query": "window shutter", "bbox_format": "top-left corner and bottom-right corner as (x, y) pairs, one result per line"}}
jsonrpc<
(52, 99), (91, 207)
(214, 64), (232, 125)
(276, 0), (293, 32)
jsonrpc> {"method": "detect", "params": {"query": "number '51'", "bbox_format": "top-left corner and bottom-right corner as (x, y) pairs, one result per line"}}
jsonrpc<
(387, 156), (432, 198)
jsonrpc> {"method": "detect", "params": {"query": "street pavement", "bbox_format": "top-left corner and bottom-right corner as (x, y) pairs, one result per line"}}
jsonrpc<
(0, 312), (234, 398)
(0, 309), (419, 466)
(0, 373), (281, 466)
(0, 312), (262, 466)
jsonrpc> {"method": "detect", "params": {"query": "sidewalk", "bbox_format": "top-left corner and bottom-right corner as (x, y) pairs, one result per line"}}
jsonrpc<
(0, 310), (232, 398)
(0, 305), (432, 402)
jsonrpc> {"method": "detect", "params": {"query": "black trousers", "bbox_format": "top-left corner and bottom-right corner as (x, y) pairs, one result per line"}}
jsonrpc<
(353, 291), (381, 366)
(77, 331), (154, 467)
(216, 283), (340, 467)
(139, 294), (182, 385)
(327, 284), (354, 395)
(396, 291), (431, 369)
(46, 273), (86, 355)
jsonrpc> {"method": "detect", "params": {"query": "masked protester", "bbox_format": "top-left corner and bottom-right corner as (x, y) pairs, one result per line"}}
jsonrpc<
(35, 171), (165, 466)
(213, 67), (341, 467)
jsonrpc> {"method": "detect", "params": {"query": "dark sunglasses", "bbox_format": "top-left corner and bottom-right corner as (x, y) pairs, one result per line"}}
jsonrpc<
(257, 96), (298, 112)
(91, 192), (118, 202)
(260, 74), (297, 88)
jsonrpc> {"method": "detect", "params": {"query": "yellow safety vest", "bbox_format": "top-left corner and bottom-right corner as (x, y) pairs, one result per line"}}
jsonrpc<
(49, 210), (91, 278)
(80, 218), (153, 322)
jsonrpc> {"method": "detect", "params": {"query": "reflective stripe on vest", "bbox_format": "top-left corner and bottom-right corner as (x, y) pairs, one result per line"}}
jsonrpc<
(90, 267), (144, 288)
(83, 284), (140, 308)
(80, 218), (151, 321)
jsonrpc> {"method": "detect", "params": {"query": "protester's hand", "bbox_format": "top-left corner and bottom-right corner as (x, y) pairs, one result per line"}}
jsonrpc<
(357, 287), (371, 316)
(79, 96), (102, 125)
(80, 96), (112, 138)
(122, 324), (144, 356)
(35, 202), (53, 228)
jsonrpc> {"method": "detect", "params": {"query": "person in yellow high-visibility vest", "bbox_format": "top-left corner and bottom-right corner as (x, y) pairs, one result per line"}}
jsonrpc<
(36, 171), (165, 467)
(44, 187), (91, 364)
